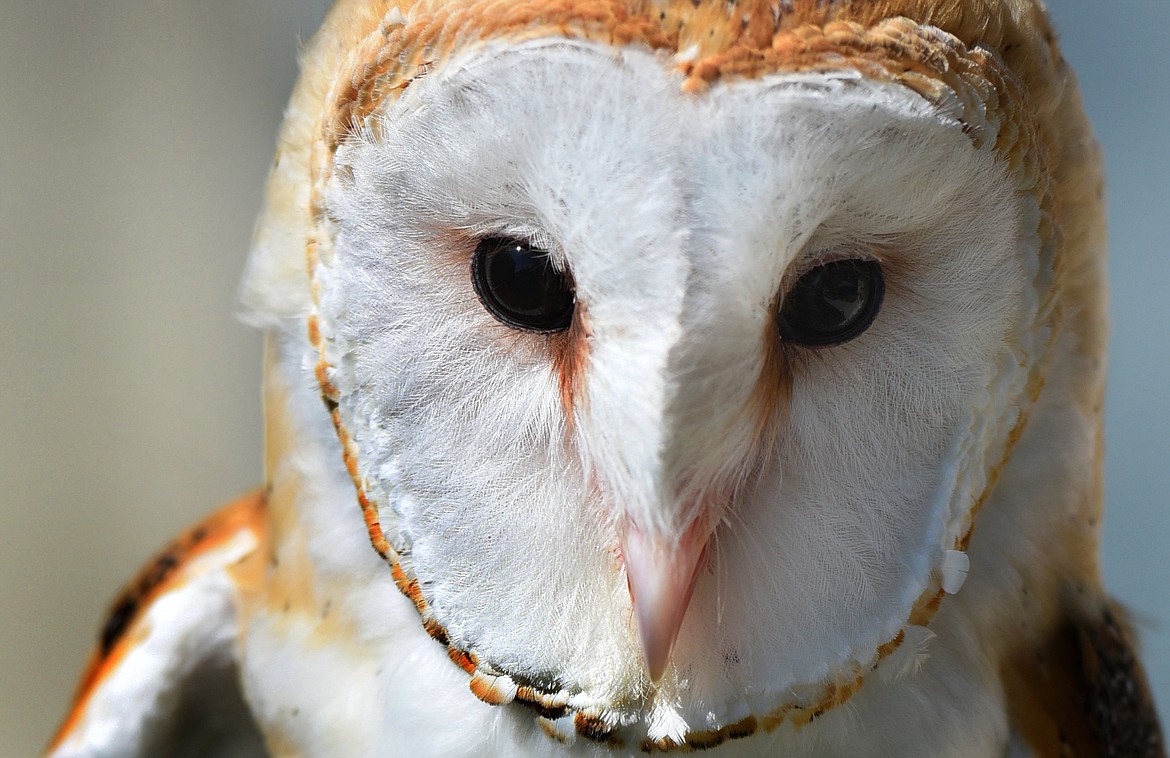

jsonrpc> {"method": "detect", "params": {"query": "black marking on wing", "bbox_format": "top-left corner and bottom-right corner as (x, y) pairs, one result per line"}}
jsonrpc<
(1006, 600), (1166, 757)
(1075, 605), (1166, 757)
(98, 550), (181, 655)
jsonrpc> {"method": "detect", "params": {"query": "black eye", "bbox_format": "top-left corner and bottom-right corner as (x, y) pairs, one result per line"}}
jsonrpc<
(776, 259), (884, 347)
(471, 237), (575, 333)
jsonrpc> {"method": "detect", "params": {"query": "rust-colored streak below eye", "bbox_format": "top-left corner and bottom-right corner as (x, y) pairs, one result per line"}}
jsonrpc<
(749, 313), (793, 442)
(550, 305), (591, 426)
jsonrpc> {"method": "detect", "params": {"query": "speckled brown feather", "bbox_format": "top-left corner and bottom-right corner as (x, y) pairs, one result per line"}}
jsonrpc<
(1004, 602), (1165, 757)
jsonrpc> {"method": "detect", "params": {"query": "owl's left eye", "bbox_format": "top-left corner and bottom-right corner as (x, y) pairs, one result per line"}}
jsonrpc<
(471, 237), (575, 333)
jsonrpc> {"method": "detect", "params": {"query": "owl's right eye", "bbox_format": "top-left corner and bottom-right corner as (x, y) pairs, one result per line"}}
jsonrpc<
(471, 237), (575, 333)
(777, 258), (884, 347)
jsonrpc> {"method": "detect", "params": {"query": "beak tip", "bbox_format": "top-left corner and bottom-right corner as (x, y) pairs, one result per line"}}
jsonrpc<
(638, 627), (674, 682)
(646, 649), (672, 682)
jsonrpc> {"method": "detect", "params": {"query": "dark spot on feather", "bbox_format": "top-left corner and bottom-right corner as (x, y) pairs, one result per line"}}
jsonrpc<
(99, 596), (138, 654)
(424, 618), (449, 645)
(97, 550), (180, 654)
(575, 713), (620, 745)
(1078, 607), (1166, 756)
(146, 553), (179, 586)
(1005, 601), (1165, 757)
(516, 695), (567, 721)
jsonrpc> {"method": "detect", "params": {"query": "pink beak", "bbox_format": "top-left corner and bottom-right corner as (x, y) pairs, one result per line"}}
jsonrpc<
(622, 520), (711, 681)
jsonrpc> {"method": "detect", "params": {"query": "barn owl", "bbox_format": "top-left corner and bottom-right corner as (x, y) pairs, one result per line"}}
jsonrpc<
(47, 0), (1165, 756)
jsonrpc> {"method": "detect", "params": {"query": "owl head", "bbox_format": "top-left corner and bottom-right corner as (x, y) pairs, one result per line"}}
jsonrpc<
(241, 0), (1106, 747)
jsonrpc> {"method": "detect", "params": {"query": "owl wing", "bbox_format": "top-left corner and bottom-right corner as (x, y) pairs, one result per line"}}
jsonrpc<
(46, 491), (268, 758)
(1005, 600), (1166, 758)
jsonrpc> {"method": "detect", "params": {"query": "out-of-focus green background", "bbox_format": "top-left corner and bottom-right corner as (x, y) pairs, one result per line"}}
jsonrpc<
(0, 1), (1165, 754)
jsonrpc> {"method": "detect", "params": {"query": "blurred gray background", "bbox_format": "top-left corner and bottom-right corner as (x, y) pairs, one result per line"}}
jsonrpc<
(0, 1), (1166, 753)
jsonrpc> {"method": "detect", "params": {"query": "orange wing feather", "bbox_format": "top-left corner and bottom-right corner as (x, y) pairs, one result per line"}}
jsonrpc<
(47, 490), (267, 755)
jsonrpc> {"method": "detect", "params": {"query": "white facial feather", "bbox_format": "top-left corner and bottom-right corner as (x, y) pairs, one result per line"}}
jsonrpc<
(307, 37), (1041, 739)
